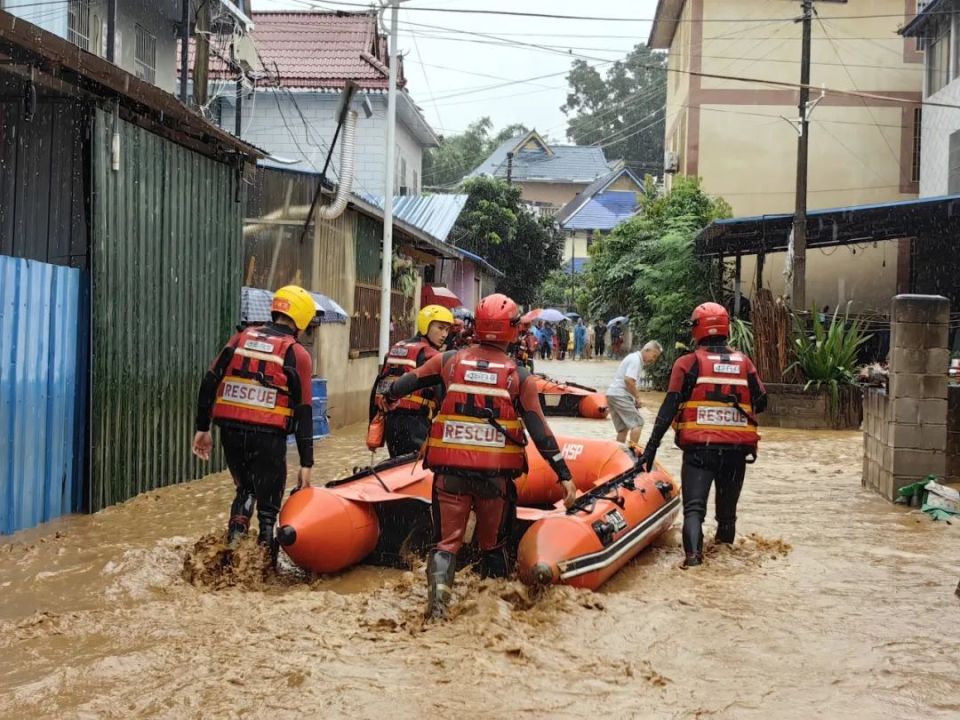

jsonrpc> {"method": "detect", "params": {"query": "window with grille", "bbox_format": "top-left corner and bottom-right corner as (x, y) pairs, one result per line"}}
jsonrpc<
(926, 20), (951, 96)
(135, 25), (157, 84)
(67, 0), (91, 51)
(912, 108), (922, 184)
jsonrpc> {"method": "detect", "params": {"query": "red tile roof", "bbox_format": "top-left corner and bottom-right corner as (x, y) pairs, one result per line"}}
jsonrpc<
(210, 11), (405, 90)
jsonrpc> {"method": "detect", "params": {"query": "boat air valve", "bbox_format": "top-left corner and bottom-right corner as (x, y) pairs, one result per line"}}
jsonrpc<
(655, 480), (673, 500)
(592, 519), (615, 547)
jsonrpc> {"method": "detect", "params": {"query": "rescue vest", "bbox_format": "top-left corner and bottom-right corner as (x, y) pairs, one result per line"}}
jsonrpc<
(673, 347), (760, 450)
(425, 348), (526, 476)
(377, 337), (439, 414)
(212, 326), (298, 432)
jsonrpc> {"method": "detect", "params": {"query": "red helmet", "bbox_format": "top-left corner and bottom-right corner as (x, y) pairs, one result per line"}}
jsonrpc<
(690, 302), (729, 343)
(475, 293), (521, 344)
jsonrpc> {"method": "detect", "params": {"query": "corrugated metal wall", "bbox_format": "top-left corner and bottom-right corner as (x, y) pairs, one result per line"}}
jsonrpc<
(0, 97), (89, 269)
(0, 256), (85, 534)
(90, 109), (241, 511)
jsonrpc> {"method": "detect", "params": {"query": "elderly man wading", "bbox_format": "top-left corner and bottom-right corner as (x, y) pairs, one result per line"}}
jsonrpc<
(606, 341), (663, 444)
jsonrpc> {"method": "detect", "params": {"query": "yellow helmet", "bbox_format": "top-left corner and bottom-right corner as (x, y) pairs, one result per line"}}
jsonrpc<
(271, 285), (316, 331)
(417, 304), (454, 336)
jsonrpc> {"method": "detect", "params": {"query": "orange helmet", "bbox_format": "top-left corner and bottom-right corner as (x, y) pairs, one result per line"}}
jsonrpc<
(690, 302), (729, 343)
(475, 293), (521, 344)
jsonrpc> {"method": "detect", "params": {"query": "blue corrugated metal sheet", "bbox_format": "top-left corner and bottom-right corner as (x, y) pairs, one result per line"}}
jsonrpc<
(357, 193), (468, 242)
(0, 256), (84, 534)
(564, 191), (639, 231)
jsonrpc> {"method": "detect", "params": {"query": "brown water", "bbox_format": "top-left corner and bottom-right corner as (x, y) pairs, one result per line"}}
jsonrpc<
(1, 359), (958, 719)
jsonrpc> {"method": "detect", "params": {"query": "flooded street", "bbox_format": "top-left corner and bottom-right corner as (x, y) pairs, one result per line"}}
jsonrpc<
(1, 358), (958, 719)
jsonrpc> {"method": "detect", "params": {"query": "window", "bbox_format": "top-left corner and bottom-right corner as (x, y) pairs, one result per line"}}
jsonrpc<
(135, 25), (157, 84)
(948, 130), (960, 194)
(67, 0), (91, 51)
(926, 21), (950, 96)
(912, 108), (922, 184)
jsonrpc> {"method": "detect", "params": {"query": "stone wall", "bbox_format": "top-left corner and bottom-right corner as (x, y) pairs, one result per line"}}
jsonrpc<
(862, 295), (949, 501)
(762, 383), (862, 429)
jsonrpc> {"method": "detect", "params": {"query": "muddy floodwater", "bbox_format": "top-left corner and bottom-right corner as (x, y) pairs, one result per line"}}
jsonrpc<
(1, 359), (959, 719)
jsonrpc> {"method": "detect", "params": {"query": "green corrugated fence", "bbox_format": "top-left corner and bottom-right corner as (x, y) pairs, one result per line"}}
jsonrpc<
(90, 109), (241, 511)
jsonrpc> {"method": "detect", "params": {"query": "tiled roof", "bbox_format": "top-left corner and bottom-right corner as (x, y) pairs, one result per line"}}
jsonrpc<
(557, 167), (644, 225)
(210, 11), (405, 90)
(469, 132), (615, 184)
(563, 191), (639, 231)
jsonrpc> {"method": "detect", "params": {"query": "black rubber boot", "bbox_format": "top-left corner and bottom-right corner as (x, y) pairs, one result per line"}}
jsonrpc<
(227, 493), (256, 546)
(715, 522), (736, 545)
(257, 522), (279, 568)
(426, 550), (457, 621)
(479, 547), (510, 579)
(683, 553), (703, 568)
(681, 519), (704, 559)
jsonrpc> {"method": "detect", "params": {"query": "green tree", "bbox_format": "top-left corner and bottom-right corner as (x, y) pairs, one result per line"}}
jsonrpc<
(562, 45), (667, 176)
(585, 176), (732, 386)
(536, 269), (591, 315)
(422, 118), (529, 189)
(451, 177), (563, 306)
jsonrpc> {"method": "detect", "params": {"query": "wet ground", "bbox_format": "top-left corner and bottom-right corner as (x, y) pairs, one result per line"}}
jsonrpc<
(1, 358), (958, 719)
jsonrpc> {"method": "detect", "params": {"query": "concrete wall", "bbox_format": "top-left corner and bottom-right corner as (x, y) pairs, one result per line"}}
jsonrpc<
(563, 232), (591, 265)
(762, 383), (862, 430)
(920, 78), (960, 197)
(440, 258), (479, 309)
(220, 92), (424, 198)
(862, 294), (950, 501)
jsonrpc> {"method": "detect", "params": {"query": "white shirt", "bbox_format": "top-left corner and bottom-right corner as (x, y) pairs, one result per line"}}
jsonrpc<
(607, 351), (642, 397)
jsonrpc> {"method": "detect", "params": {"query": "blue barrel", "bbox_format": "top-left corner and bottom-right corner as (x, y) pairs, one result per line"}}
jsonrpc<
(288, 377), (330, 443)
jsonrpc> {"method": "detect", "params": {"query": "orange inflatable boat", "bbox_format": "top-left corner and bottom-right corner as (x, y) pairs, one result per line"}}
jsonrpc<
(534, 375), (609, 419)
(277, 437), (679, 590)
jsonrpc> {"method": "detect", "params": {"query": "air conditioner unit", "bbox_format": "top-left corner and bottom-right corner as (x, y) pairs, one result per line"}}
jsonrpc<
(664, 150), (680, 174)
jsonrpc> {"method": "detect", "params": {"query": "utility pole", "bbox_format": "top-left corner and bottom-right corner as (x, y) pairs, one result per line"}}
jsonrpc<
(379, 0), (400, 361)
(791, 0), (846, 310)
(791, 0), (812, 311)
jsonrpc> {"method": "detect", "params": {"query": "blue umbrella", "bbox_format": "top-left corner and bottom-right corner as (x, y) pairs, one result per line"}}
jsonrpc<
(241, 286), (348, 325)
(607, 316), (629, 327)
(539, 308), (567, 323)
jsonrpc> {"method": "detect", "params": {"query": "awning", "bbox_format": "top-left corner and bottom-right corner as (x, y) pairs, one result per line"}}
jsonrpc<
(421, 285), (462, 310)
(241, 287), (348, 325)
(217, 1), (255, 34)
(695, 195), (960, 258)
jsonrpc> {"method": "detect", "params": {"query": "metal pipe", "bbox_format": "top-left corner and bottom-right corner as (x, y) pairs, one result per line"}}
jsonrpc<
(379, 0), (400, 361)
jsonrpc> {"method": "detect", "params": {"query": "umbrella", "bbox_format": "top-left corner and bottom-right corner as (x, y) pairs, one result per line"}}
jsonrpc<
(240, 286), (349, 326)
(565, 311), (581, 320)
(521, 308), (542, 324)
(539, 308), (567, 323)
(607, 316), (629, 327)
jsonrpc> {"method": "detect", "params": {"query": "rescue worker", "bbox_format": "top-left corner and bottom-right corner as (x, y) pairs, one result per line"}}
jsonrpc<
(372, 305), (453, 457)
(446, 307), (474, 350)
(192, 285), (316, 558)
(381, 293), (578, 620)
(637, 302), (767, 568)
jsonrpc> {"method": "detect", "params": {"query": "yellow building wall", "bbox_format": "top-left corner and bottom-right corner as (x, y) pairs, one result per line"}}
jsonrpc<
(563, 232), (591, 264)
(664, 0), (922, 312)
(519, 181), (589, 208)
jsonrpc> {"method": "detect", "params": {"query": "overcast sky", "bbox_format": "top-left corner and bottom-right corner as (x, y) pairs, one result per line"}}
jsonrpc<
(254, 0), (660, 141)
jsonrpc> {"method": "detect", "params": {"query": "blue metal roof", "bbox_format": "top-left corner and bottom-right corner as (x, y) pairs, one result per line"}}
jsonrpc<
(556, 166), (644, 225)
(564, 191), (639, 231)
(469, 133), (615, 183)
(457, 247), (505, 278)
(357, 193), (468, 243)
(696, 194), (960, 257)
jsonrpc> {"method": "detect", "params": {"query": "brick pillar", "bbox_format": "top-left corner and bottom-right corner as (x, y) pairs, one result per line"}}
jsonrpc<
(879, 294), (950, 499)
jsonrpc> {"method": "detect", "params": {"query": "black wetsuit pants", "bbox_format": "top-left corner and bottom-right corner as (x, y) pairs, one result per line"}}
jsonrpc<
(220, 425), (287, 545)
(385, 411), (431, 457)
(680, 448), (748, 557)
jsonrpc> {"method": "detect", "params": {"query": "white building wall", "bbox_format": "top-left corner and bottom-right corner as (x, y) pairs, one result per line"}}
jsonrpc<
(4, 0), (178, 93)
(920, 80), (960, 197)
(220, 91), (425, 196)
